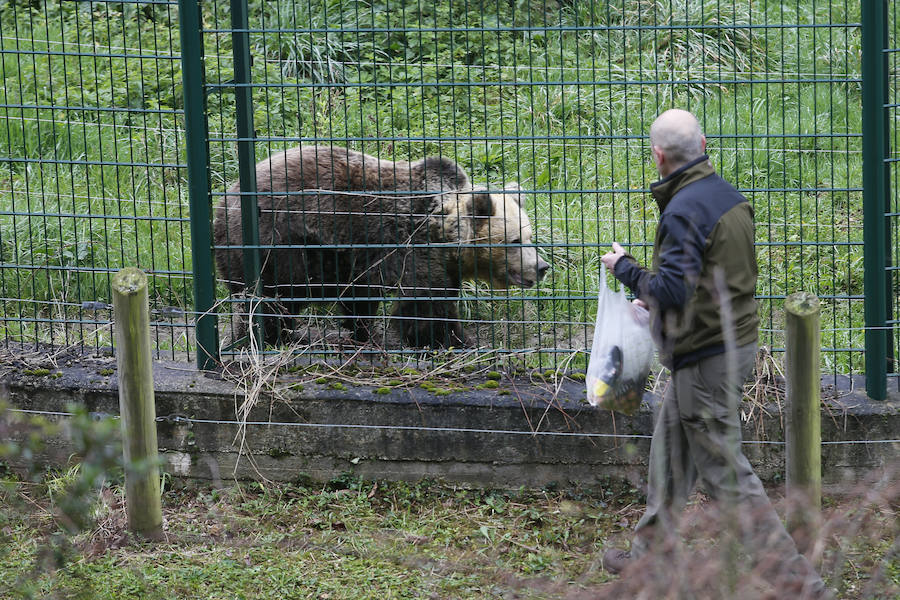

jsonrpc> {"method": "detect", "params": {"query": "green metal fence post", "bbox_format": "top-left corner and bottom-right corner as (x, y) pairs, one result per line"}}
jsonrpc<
(179, 0), (219, 370)
(882, 8), (895, 380)
(862, 0), (889, 400)
(231, 0), (263, 349)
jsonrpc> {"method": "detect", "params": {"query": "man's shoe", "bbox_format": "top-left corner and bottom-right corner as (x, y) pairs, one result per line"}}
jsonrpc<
(602, 548), (632, 574)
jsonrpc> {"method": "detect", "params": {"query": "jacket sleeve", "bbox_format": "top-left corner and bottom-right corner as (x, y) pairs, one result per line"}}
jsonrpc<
(612, 212), (706, 312)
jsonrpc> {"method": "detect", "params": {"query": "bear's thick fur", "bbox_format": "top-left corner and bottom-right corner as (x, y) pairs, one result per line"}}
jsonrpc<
(214, 145), (549, 347)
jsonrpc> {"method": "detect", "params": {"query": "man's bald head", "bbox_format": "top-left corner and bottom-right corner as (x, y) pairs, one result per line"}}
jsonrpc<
(649, 109), (705, 172)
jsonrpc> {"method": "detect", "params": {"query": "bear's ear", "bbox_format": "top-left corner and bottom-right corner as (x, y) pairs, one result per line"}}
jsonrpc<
(469, 192), (495, 217)
(504, 182), (522, 205)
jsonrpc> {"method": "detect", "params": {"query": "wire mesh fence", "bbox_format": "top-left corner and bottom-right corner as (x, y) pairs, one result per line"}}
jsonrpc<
(0, 0), (194, 359)
(0, 1), (891, 388)
(191, 0), (870, 377)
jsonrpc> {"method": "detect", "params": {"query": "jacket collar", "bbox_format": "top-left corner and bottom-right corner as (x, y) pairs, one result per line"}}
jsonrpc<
(650, 154), (715, 211)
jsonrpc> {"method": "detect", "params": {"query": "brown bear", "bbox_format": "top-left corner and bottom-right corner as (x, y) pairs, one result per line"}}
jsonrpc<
(213, 145), (550, 348)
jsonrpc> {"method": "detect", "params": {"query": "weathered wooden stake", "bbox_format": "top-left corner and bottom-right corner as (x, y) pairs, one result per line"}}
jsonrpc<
(112, 268), (164, 540)
(784, 291), (822, 545)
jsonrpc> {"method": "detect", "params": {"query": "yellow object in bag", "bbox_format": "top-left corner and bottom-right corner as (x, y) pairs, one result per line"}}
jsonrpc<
(585, 266), (654, 415)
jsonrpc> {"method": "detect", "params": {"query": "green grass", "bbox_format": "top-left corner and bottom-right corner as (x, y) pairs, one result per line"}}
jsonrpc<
(0, 474), (897, 599)
(0, 0), (869, 372)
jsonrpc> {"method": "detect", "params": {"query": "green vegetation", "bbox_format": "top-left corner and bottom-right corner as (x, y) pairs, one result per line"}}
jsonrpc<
(1, 472), (897, 599)
(0, 0), (866, 372)
(22, 368), (50, 376)
(1, 396), (896, 598)
(2, 399), (896, 598)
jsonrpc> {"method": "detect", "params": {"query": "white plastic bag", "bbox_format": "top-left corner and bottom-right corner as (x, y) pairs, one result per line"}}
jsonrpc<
(586, 265), (654, 415)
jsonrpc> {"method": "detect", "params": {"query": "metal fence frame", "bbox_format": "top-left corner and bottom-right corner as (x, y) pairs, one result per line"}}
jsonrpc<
(1, 0), (896, 399)
(861, 0), (891, 400)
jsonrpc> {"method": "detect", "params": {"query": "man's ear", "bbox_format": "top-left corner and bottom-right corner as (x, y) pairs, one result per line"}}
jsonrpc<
(469, 192), (495, 217)
(700, 135), (707, 153)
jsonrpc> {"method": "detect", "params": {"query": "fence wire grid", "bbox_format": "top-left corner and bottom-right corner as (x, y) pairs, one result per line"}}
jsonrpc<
(1, 0), (895, 390)
(0, 0), (193, 360)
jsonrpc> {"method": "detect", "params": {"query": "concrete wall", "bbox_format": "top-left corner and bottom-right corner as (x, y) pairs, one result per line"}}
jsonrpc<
(2, 359), (898, 489)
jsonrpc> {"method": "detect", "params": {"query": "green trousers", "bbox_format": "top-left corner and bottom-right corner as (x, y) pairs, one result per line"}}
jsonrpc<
(632, 343), (826, 595)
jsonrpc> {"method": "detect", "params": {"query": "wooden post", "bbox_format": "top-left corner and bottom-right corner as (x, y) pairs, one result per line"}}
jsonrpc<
(784, 291), (822, 547)
(112, 268), (164, 540)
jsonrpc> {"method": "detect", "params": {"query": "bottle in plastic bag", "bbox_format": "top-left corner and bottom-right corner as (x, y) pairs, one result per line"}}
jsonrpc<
(586, 265), (654, 415)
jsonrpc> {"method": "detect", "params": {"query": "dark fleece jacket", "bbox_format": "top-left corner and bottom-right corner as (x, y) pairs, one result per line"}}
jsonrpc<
(613, 155), (759, 369)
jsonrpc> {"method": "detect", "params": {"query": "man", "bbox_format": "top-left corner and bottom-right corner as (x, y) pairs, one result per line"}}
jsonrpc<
(600, 109), (827, 597)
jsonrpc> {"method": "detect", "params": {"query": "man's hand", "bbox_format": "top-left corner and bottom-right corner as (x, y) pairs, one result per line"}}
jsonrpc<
(601, 241), (627, 271)
(630, 298), (650, 326)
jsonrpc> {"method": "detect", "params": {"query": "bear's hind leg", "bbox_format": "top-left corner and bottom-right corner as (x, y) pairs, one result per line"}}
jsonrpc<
(395, 299), (469, 348)
(263, 310), (296, 346)
(338, 299), (381, 343)
(239, 297), (295, 347)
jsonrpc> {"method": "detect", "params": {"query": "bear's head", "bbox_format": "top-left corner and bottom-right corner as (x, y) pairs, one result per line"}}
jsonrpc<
(411, 156), (471, 193)
(440, 184), (550, 289)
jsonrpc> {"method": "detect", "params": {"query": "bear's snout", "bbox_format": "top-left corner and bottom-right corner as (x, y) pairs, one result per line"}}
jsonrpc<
(508, 253), (550, 288)
(536, 257), (550, 281)
(521, 256), (550, 288)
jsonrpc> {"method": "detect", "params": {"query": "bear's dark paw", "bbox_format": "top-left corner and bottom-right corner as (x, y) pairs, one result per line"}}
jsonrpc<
(448, 327), (474, 348)
(400, 320), (469, 349)
(457, 332), (475, 348)
(343, 317), (374, 343)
